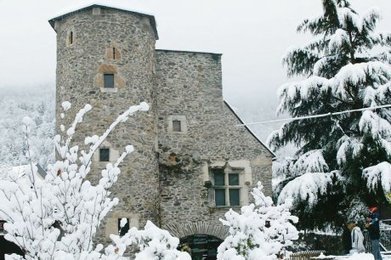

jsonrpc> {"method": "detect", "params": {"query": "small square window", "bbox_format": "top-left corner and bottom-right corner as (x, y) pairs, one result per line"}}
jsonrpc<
(104, 74), (114, 88)
(168, 116), (187, 133)
(172, 120), (181, 132)
(99, 148), (110, 162)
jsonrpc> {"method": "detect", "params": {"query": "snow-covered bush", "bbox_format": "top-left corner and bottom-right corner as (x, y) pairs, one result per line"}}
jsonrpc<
(268, 0), (391, 229)
(107, 220), (191, 260)
(0, 101), (190, 259)
(217, 182), (298, 260)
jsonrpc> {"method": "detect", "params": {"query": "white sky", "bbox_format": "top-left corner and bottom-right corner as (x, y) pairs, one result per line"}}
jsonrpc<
(0, 0), (390, 108)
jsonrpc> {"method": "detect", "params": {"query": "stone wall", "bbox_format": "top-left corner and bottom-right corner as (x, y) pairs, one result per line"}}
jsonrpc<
(155, 50), (274, 236)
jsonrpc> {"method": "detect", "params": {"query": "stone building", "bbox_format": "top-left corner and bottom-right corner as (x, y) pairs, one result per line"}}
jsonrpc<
(49, 4), (274, 258)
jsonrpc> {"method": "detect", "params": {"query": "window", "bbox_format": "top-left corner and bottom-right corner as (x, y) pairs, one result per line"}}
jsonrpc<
(113, 47), (117, 60)
(99, 148), (110, 162)
(0, 220), (5, 232)
(172, 120), (181, 132)
(168, 116), (187, 133)
(212, 169), (240, 207)
(118, 218), (129, 236)
(68, 31), (74, 45)
(103, 74), (114, 88)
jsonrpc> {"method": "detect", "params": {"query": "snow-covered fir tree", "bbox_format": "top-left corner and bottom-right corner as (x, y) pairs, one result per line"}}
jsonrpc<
(0, 102), (190, 260)
(268, 0), (391, 229)
(217, 182), (298, 260)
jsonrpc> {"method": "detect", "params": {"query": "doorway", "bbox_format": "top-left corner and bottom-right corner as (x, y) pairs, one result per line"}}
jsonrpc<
(180, 234), (222, 260)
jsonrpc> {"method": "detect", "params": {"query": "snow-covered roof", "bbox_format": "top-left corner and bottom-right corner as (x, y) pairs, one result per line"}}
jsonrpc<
(48, 2), (158, 39)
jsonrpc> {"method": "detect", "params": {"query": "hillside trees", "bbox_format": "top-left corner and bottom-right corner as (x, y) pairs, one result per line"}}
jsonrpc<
(268, 0), (391, 228)
(0, 87), (55, 168)
(0, 101), (190, 260)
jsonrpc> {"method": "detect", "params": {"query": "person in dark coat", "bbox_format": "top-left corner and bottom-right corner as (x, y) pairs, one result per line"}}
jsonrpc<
(342, 224), (352, 254)
(365, 206), (383, 260)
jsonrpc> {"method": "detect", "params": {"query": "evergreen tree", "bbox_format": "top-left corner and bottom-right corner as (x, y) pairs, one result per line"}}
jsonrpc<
(268, 0), (391, 229)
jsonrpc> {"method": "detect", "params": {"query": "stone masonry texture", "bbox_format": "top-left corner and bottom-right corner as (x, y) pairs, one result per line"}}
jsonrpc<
(50, 4), (274, 244)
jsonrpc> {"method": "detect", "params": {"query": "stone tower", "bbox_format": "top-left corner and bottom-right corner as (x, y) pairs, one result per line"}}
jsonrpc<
(49, 5), (161, 238)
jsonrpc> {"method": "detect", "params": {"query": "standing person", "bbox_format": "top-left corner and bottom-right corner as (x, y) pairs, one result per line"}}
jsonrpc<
(365, 206), (383, 260)
(342, 223), (352, 254)
(346, 221), (365, 254)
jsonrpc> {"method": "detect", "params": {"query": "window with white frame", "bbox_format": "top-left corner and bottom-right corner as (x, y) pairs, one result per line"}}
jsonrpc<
(212, 168), (241, 207)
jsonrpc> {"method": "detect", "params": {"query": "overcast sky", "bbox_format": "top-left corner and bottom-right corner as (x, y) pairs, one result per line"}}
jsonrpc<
(0, 0), (390, 111)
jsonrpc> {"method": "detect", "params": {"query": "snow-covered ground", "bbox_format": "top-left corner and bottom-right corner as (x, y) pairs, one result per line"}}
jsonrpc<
(309, 252), (391, 260)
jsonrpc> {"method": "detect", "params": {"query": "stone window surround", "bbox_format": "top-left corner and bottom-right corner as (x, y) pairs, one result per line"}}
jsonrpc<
(93, 141), (119, 163)
(105, 212), (139, 238)
(100, 73), (118, 93)
(202, 160), (252, 208)
(95, 64), (126, 93)
(167, 115), (187, 134)
(105, 45), (121, 61)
